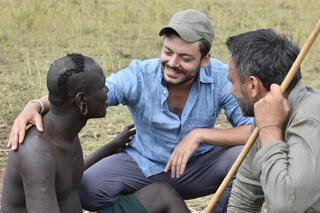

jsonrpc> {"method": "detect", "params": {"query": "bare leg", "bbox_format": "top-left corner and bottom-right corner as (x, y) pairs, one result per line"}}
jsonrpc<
(134, 182), (190, 213)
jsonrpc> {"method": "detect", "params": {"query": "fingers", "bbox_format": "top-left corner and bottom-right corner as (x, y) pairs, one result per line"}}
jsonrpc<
(164, 151), (188, 178)
(269, 84), (283, 100)
(7, 101), (43, 150)
(124, 124), (136, 137)
(254, 83), (289, 130)
(176, 154), (184, 178)
(128, 127), (136, 136)
(8, 119), (21, 151)
(126, 123), (135, 129)
(7, 133), (12, 148)
(164, 156), (172, 173)
(179, 155), (189, 176)
(34, 114), (44, 132)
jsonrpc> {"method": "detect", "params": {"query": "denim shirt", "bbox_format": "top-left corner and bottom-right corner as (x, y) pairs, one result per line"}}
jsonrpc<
(106, 58), (252, 177)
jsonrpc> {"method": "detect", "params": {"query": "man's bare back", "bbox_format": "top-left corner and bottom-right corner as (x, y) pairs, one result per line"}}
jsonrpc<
(1, 124), (83, 213)
(1, 53), (107, 213)
(1, 53), (191, 213)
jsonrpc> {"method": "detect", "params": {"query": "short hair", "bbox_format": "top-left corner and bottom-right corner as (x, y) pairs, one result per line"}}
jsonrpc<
(198, 38), (211, 59)
(47, 53), (97, 106)
(164, 29), (211, 59)
(226, 29), (301, 91)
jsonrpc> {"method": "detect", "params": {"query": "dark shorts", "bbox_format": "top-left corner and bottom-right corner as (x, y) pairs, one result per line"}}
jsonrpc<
(97, 194), (147, 213)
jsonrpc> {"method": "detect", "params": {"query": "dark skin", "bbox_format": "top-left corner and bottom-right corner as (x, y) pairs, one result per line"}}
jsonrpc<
(84, 124), (135, 170)
(1, 55), (107, 213)
(1, 55), (189, 213)
(84, 124), (190, 213)
(1, 122), (139, 213)
(2, 124), (84, 213)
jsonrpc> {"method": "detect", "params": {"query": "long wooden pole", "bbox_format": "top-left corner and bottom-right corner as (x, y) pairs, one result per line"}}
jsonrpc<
(204, 19), (320, 213)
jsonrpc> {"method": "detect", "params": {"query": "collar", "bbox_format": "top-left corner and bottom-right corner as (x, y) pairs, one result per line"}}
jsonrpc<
(287, 81), (307, 111)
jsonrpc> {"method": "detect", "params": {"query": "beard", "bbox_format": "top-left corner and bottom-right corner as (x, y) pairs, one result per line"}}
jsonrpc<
(161, 62), (200, 86)
(235, 87), (254, 117)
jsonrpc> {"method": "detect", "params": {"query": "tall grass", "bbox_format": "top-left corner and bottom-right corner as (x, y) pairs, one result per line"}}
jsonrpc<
(0, 0), (319, 153)
(0, 1), (319, 211)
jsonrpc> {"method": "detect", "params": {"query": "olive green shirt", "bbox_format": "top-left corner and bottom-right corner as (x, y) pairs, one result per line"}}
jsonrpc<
(228, 82), (320, 213)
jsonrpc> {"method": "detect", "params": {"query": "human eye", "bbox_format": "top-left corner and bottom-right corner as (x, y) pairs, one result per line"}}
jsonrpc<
(181, 56), (193, 63)
(163, 48), (173, 56)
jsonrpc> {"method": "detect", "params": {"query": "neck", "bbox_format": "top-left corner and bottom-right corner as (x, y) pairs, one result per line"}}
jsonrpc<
(43, 110), (87, 143)
(168, 76), (195, 92)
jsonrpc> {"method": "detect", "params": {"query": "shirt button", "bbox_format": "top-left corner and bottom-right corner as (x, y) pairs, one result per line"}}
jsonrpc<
(163, 90), (167, 94)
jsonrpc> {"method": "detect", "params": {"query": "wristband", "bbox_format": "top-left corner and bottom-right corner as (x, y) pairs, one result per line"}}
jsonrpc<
(29, 99), (44, 114)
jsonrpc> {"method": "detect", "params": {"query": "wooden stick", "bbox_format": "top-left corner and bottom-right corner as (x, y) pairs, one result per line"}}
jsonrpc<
(204, 19), (320, 213)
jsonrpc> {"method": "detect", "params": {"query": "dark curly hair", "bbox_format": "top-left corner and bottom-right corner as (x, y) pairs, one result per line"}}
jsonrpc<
(48, 53), (86, 106)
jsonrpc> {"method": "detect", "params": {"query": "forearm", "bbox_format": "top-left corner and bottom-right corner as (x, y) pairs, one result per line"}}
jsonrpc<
(228, 153), (265, 212)
(253, 118), (320, 212)
(28, 95), (50, 114)
(84, 140), (121, 171)
(228, 178), (264, 213)
(84, 124), (135, 170)
(195, 125), (251, 147)
(253, 140), (320, 212)
(38, 95), (50, 113)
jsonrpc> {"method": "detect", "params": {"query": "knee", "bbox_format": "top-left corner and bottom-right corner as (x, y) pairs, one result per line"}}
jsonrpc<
(80, 171), (116, 211)
(152, 182), (180, 201)
(79, 172), (101, 211)
(216, 146), (243, 178)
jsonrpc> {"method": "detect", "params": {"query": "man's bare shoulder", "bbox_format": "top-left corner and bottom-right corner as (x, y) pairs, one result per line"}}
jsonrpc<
(11, 127), (57, 177)
(1, 127), (58, 213)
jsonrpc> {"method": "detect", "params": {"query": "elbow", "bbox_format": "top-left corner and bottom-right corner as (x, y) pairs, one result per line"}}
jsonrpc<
(268, 198), (304, 213)
(269, 204), (294, 213)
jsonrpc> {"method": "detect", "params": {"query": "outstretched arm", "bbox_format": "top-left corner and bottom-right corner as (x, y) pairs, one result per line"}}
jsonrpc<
(8, 95), (50, 150)
(84, 124), (136, 170)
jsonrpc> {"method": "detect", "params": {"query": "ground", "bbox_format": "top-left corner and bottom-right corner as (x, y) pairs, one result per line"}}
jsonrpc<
(0, 0), (318, 212)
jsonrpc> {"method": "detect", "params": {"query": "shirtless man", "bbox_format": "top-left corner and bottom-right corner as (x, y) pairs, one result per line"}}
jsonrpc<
(1, 53), (189, 213)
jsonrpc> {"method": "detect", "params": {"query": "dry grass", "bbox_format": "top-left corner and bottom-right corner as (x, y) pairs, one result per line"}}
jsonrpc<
(0, 0), (319, 212)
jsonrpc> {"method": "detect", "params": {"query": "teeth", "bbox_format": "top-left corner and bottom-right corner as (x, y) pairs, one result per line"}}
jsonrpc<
(168, 67), (178, 73)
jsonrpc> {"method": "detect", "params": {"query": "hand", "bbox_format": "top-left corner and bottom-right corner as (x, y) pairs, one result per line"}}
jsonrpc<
(164, 129), (201, 178)
(8, 101), (44, 150)
(112, 124), (136, 152)
(254, 84), (289, 146)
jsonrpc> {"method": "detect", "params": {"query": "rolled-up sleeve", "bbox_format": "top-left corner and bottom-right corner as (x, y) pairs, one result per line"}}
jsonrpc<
(106, 60), (143, 107)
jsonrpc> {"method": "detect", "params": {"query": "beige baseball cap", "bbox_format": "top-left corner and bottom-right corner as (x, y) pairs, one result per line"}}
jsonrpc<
(159, 9), (214, 45)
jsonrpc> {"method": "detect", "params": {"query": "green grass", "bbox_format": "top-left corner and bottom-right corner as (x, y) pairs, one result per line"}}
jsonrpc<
(0, 0), (319, 211)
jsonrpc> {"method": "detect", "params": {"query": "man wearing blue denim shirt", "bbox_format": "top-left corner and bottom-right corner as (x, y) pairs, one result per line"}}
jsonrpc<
(8, 9), (252, 212)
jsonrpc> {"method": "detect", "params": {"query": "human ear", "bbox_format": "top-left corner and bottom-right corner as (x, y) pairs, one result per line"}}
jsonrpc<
(246, 76), (263, 100)
(200, 52), (211, 67)
(75, 92), (88, 115)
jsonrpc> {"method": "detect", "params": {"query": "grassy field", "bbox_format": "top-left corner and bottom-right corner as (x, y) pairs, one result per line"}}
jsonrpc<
(0, 0), (319, 212)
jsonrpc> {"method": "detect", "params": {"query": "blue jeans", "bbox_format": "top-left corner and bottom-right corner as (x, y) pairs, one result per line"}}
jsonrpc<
(80, 145), (243, 212)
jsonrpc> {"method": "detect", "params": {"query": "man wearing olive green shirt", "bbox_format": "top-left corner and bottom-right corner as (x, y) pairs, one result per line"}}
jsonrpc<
(226, 29), (320, 212)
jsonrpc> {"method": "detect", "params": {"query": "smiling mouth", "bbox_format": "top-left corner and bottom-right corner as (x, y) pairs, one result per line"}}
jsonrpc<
(166, 66), (183, 74)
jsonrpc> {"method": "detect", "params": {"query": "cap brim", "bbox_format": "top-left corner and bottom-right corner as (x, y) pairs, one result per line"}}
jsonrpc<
(159, 25), (201, 43)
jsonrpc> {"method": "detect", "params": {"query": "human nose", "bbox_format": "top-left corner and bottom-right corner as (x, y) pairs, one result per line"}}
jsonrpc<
(167, 55), (179, 67)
